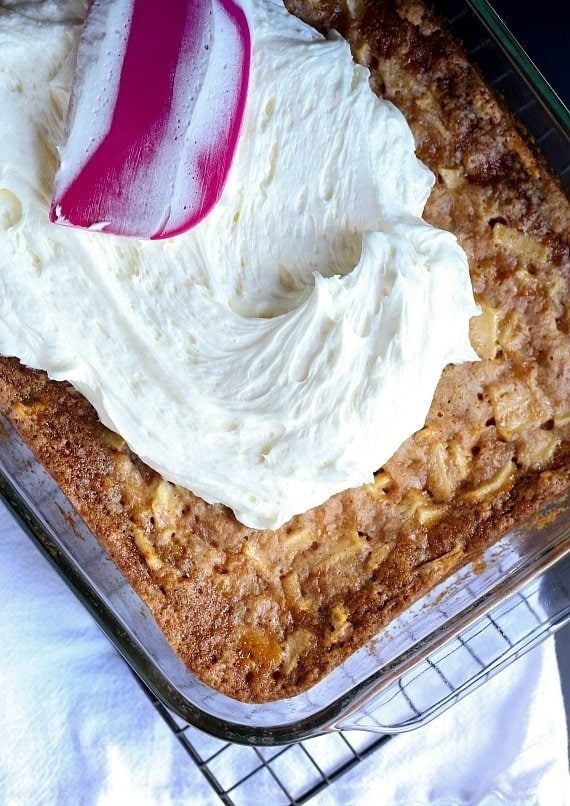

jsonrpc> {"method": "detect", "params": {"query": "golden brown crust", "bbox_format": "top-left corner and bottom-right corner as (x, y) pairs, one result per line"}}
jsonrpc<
(1, 0), (569, 701)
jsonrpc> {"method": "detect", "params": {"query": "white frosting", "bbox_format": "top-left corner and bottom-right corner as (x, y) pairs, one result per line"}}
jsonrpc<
(0, 0), (480, 529)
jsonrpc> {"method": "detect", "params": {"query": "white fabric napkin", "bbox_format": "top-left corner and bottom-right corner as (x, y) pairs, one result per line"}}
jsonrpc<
(0, 499), (568, 805)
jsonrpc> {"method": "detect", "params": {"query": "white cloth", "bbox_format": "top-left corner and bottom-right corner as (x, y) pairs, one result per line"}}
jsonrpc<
(0, 498), (568, 805)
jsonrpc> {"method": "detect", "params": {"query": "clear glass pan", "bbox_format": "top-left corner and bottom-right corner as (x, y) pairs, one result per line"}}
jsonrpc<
(1, 0), (568, 745)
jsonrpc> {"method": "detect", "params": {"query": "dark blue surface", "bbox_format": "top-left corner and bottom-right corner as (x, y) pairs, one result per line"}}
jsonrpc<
(490, 0), (569, 107)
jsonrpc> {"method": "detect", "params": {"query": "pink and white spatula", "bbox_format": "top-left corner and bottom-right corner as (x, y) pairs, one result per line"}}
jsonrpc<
(50, 0), (251, 239)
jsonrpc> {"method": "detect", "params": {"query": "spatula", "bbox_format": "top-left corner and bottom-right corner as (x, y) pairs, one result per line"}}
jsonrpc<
(50, 0), (251, 239)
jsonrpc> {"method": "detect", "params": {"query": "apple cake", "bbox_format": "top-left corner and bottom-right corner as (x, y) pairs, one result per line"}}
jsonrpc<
(0, 0), (568, 702)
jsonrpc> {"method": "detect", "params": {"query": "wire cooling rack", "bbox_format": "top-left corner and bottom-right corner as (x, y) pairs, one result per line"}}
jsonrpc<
(141, 705), (391, 804)
(135, 553), (569, 805)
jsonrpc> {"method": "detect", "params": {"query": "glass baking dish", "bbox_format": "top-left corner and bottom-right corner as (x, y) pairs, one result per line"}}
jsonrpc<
(0, 0), (568, 746)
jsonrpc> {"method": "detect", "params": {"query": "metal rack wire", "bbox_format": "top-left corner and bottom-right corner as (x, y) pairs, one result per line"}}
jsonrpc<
(140, 693), (390, 804)
(136, 554), (569, 804)
(142, 706), (392, 805)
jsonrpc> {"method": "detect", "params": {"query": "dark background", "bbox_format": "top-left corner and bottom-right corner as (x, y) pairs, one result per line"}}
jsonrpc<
(490, 0), (569, 107)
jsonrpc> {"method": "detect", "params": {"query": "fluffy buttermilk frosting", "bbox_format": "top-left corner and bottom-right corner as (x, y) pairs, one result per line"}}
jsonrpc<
(0, 0), (479, 529)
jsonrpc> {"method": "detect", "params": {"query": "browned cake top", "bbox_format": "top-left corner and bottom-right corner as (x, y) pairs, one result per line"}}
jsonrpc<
(0, 0), (568, 701)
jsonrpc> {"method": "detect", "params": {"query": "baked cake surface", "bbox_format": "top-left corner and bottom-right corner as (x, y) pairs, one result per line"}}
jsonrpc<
(0, 0), (568, 702)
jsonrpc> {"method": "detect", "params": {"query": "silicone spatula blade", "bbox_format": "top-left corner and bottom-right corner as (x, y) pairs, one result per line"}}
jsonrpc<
(50, 0), (251, 240)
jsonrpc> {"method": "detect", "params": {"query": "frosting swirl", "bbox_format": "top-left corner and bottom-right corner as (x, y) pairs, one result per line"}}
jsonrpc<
(0, 0), (479, 528)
